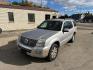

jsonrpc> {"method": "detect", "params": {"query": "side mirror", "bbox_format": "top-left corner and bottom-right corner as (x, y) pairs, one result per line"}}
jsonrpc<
(63, 28), (69, 32)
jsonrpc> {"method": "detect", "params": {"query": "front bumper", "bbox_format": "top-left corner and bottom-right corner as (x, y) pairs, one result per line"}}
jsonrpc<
(17, 42), (50, 58)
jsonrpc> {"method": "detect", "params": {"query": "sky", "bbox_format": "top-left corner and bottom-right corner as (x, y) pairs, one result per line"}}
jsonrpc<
(8, 0), (93, 15)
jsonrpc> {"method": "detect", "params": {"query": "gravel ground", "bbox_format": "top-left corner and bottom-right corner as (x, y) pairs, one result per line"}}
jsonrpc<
(0, 27), (93, 70)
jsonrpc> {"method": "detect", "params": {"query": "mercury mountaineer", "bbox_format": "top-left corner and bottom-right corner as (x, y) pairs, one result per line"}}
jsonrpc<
(17, 19), (77, 61)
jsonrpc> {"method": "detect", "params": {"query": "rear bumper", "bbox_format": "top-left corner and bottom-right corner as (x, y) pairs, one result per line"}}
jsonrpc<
(17, 42), (50, 58)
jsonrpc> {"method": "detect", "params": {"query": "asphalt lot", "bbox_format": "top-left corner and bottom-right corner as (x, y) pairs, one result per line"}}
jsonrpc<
(0, 26), (93, 70)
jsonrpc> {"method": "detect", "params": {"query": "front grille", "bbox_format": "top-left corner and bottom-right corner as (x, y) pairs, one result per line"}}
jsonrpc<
(20, 36), (37, 47)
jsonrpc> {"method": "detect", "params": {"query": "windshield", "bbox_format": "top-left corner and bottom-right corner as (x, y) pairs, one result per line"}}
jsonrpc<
(37, 20), (62, 31)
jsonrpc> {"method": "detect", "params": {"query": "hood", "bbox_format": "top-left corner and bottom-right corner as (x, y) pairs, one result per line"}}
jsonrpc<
(21, 29), (58, 40)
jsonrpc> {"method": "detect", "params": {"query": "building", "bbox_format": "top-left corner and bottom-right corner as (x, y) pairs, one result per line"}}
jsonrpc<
(0, 0), (8, 2)
(0, 4), (59, 31)
(0, 0), (8, 4)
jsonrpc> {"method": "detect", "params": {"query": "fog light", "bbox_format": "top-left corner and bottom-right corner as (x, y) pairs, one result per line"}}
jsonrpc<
(35, 50), (42, 54)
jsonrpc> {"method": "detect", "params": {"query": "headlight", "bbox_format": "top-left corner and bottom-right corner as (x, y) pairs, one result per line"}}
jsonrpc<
(36, 39), (45, 47)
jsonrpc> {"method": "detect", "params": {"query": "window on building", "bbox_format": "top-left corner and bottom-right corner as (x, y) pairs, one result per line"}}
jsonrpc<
(8, 12), (14, 22)
(52, 16), (56, 19)
(45, 14), (50, 20)
(28, 13), (35, 22)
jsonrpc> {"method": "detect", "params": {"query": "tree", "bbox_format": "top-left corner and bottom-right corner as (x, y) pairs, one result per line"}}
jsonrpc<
(20, 0), (28, 6)
(58, 14), (69, 19)
(21, 0), (25, 4)
(12, 1), (19, 5)
(70, 14), (81, 21)
(64, 14), (69, 18)
(25, 0), (28, 4)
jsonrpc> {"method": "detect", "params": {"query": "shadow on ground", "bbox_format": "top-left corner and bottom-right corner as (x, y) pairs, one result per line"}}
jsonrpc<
(0, 40), (48, 66)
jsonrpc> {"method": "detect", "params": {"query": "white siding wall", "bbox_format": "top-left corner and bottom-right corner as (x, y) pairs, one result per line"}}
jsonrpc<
(0, 8), (59, 31)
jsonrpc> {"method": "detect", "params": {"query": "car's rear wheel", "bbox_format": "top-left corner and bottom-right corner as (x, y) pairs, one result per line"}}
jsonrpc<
(47, 44), (59, 61)
(69, 34), (75, 43)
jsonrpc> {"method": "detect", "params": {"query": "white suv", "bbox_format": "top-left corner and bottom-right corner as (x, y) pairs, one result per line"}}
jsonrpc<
(17, 19), (77, 61)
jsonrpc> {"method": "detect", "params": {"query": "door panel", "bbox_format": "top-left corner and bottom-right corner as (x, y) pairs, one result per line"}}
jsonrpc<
(61, 21), (74, 45)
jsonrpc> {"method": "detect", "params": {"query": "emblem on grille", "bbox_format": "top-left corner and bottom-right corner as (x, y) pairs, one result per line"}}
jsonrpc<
(24, 38), (29, 44)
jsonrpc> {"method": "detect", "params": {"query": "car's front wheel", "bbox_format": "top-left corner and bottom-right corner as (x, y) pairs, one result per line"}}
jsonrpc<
(47, 44), (59, 61)
(0, 28), (2, 34)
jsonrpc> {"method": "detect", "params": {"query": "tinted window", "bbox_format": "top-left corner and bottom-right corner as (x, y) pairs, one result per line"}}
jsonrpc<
(28, 13), (35, 22)
(37, 21), (62, 31)
(8, 12), (14, 22)
(63, 21), (73, 29)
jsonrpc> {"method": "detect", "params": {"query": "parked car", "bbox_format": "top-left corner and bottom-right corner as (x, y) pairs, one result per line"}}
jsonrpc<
(0, 28), (2, 34)
(17, 19), (77, 61)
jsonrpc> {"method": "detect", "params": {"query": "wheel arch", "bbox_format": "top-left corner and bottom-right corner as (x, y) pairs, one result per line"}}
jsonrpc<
(73, 31), (76, 36)
(52, 41), (60, 48)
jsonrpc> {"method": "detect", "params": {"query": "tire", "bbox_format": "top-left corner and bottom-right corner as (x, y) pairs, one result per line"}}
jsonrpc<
(69, 34), (75, 43)
(0, 28), (2, 34)
(47, 44), (59, 61)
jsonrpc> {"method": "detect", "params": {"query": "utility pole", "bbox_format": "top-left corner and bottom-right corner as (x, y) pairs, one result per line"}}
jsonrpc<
(41, 0), (43, 7)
